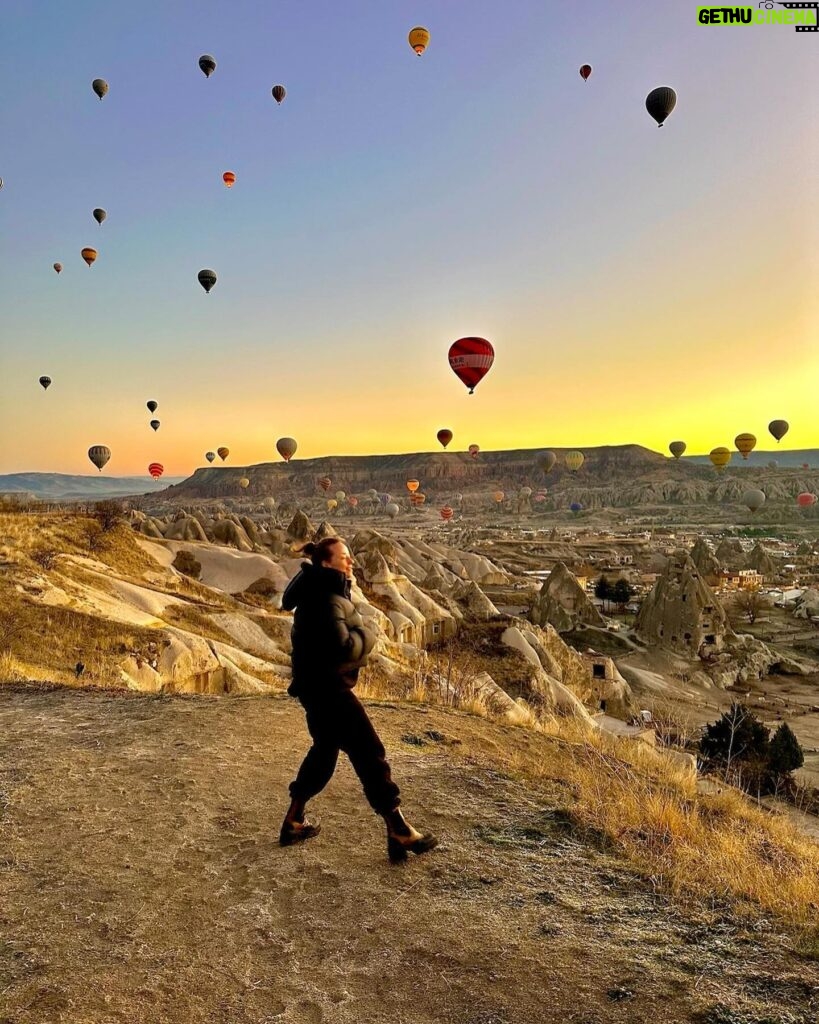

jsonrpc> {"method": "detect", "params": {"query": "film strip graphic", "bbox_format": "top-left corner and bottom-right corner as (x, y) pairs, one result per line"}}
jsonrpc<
(777, 2), (819, 31)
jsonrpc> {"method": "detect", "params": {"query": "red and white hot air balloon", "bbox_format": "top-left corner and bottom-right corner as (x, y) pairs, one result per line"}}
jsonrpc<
(439, 506), (454, 521)
(148, 462), (164, 479)
(797, 493), (817, 509)
(448, 337), (494, 394)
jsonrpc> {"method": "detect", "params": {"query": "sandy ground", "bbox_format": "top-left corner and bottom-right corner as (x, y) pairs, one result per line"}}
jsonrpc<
(1, 687), (818, 1024)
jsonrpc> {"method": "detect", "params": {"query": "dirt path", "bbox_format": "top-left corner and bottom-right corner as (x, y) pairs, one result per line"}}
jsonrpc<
(1, 686), (818, 1024)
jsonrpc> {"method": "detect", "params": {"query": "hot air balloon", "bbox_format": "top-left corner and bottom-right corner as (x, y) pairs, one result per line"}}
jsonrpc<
(263, 497), (276, 511)
(150, 420), (160, 432)
(335, 490), (346, 502)
(348, 496), (358, 508)
(148, 463), (164, 479)
(367, 488), (379, 500)
(735, 433), (757, 460)
(406, 479), (420, 493)
(520, 487), (532, 498)
(408, 26), (430, 55)
(565, 451), (585, 473)
(449, 337), (494, 394)
(205, 451), (216, 463)
(88, 445), (111, 472)
(199, 55), (216, 78)
(319, 477), (331, 491)
(271, 85), (286, 104)
(768, 420), (789, 443)
(437, 429), (453, 449)
(535, 492), (548, 503)
(468, 444), (480, 460)
(38, 376), (51, 391)
(410, 492), (426, 506)
(537, 451), (557, 474)
(741, 489), (766, 513)
(53, 262), (62, 274)
(570, 502), (583, 514)
(217, 447), (229, 461)
(276, 437), (297, 462)
(646, 86), (676, 127)
(239, 477), (250, 489)
(386, 503), (400, 519)
(493, 491), (505, 504)
(669, 441), (687, 459)
(81, 247), (97, 267)
(579, 64), (592, 81)
(379, 494), (391, 507)
(92, 79), (108, 100)
(440, 506), (454, 522)
(327, 499), (338, 511)
(709, 447), (731, 471)
(93, 208), (106, 225)
(797, 493), (817, 509)
(803, 463), (811, 471)
(0, 178), (3, 189)
(146, 400), (158, 413)
(198, 269), (217, 293)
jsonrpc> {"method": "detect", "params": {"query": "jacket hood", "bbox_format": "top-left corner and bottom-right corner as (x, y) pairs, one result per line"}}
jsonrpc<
(282, 561), (350, 611)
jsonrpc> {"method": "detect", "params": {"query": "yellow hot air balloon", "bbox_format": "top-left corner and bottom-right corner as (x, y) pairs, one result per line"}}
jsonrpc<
(327, 499), (338, 511)
(81, 247), (97, 267)
(669, 441), (687, 459)
(406, 479), (420, 493)
(239, 477), (250, 489)
(734, 433), (757, 460)
(565, 450), (585, 473)
(408, 26), (430, 55)
(709, 447), (732, 471)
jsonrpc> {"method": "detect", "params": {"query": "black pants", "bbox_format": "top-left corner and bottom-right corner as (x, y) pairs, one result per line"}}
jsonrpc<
(289, 688), (401, 815)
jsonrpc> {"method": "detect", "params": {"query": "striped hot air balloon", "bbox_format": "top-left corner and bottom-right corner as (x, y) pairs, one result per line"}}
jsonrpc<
(709, 447), (731, 471)
(223, 171), (236, 188)
(217, 446), (229, 461)
(448, 338), (494, 394)
(148, 463), (164, 479)
(734, 433), (757, 460)
(88, 445), (111, 471)
(439, 506), (454, 521)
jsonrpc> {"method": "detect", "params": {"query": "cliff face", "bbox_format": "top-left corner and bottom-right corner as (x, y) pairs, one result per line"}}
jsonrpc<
(529, 562), (605, 633)
(150, 446), (819, 512)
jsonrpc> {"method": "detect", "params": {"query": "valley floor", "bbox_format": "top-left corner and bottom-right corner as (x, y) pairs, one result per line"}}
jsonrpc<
(1, 686), (818, 1024)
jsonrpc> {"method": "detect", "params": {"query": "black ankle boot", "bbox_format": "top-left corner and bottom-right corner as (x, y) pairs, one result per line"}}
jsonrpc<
(279, 799), (321, 847)
(383, 809), (438, 863)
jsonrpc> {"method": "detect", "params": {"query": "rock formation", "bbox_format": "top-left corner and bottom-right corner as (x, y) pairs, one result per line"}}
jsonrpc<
(690, 537), (721, 578)
(528, 562), (605, 633)
(745, 542), (777, 577)
(635, 550), (727, 657)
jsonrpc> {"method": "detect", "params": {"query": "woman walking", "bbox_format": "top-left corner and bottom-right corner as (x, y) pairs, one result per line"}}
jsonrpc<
(280, 537), (438, 863)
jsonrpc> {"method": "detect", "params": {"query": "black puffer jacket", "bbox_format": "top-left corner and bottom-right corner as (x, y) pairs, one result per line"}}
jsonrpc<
(282, 562), (376, 697)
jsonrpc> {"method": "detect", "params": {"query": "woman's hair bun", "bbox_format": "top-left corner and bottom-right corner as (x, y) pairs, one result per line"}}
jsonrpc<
(301, 542), (317, 556)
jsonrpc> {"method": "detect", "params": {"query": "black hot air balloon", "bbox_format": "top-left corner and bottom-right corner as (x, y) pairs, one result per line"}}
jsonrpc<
(150, 419), (160, 432)
(92, 79), (108, 100)
(146, 400), (158, 413)
(579, 64), (592, 81)
(646, 87), (677, 127)
(198, 269), (217, 293)
(39, 376), (52, 391)
(88, 445), (111, 471)
(199, 55), (216, 78)
(93, 208), (106, 225)
(272, 85), (286, 105)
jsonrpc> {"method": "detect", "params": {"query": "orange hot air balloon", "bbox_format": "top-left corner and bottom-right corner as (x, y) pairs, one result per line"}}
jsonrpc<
(468, 444), (480, 460)
(223, 171), (236, 188)
(406, 479), (420, 493)
(148, 463), (164, 479)
(408, 26), (430, 55)
(493, 491), (505, 504)
(410, 492), (426, 506)
(81, 247), (97, 267)
(437, 429), (453, 449)
(439, 506), (454, 521)
(734, 433), (757, 460)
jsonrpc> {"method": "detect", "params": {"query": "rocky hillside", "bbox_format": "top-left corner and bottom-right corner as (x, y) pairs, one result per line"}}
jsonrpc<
(148, 445), (819, 514)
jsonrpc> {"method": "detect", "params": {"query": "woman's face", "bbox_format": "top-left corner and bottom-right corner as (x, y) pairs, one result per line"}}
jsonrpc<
(323, 542), (354, 578)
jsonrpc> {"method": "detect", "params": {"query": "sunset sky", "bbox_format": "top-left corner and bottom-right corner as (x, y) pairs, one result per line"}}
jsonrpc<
(1, 1), (816, 476)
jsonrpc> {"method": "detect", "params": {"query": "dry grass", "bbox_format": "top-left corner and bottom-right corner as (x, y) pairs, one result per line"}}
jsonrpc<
(491, 717), (819, 932)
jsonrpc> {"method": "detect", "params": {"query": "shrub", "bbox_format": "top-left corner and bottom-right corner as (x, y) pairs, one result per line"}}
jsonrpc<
(31, 548), (58, 571)
(92, 500), (124, 533)
(172, 550), (202, 579)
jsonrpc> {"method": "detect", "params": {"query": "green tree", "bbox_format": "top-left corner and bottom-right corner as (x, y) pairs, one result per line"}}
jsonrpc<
(612, 579), (634, 612)
(700, 703), (770, 786)
(594, 576), (613, 610)
(767, 722), (804, 778)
